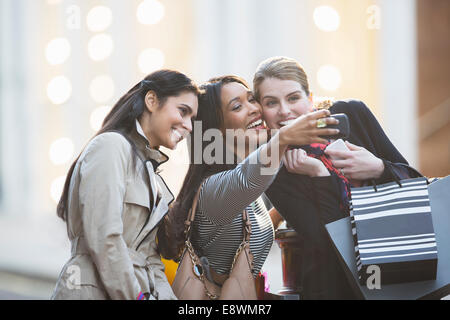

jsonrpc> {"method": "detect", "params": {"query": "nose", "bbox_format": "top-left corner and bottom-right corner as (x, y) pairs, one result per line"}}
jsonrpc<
(247, 100), (261, 117)
(182, 118), (193, 133)
(278, 101), (290, 117)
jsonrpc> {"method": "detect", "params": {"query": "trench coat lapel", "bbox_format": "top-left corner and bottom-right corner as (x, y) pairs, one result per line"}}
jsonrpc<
(145, 161), (158, 208)
(146, 172), (174, 233)
(131, 119), (174, 247)
(133, 164), (174, 247)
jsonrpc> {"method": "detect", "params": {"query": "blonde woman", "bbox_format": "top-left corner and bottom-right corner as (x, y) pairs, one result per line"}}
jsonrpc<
(253, 56), (420, 299)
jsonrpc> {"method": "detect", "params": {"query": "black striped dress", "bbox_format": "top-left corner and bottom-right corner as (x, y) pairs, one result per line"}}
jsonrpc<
(191, 146), (280, 277)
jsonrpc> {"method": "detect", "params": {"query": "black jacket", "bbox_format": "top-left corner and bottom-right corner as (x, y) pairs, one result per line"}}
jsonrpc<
(265, 100), (417, 299)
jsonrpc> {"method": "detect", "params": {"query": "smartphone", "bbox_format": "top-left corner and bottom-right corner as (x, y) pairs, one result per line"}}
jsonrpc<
(325, 138), (349, 160)
(320, 113), (350, 140)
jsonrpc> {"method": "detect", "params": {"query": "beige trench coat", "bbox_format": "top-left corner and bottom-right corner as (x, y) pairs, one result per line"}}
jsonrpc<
(51, 120), (176, 300)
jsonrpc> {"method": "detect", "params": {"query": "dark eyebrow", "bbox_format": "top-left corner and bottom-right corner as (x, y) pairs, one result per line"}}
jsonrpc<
(227, 90), (253, 108)
(180, 104), (197, 117)
(227, 96), (240, 108)
(247, 91), (256, 98)
(262, 90), (302, 101)
(286, 90), (303, 97)
(261, 95), (277, 101)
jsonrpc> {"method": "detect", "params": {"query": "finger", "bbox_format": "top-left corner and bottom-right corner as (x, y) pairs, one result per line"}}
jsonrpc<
(285, 149), (293, 161)
(324, 148), (352, 159)
(281, 154), (287, 165)
(282, 154), (292, 171)
(306, 109), (331, 120)
(283, 150), (292, 168)
(289, 151), (298, 171)
(310, 136), (330, 145)
(289, 149), (298, 166)
(343, 170), (354, 179)
(345, 141), (363, 151)
(330, 159), (350, 168)
(313, 128), (340, 136)
(298, 148), (307, 157)
(294, 149), (304, 165)
(288, 149), (295, 166)
(313, 117), (339, 129)
(324, 116), (339, 126)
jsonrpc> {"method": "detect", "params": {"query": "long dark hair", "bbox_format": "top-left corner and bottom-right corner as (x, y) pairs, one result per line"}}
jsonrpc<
(57, 69), (199, 221)
(159, 75), (249, 260)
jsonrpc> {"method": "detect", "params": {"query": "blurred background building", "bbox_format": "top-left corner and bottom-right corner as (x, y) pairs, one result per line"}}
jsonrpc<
(0, 0), (448, 299)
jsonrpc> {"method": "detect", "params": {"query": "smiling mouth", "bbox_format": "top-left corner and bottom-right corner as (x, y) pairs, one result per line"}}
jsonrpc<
(278, 118), (296, 127)
(246, 119), (266, 130)
(172, 128), (185, 142)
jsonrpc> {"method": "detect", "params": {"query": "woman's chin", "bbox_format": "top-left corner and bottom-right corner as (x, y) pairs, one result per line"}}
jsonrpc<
(245, 128), (269, 147)
(159, 138), (177, 150)
(254, 126), (270, 136)
(166, 141), (178, 150)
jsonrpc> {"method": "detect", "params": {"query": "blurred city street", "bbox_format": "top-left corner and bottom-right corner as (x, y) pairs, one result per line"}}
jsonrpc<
(0, 0), (448, 300)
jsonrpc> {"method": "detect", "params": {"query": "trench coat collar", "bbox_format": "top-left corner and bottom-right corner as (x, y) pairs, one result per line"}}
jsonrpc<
(131, 119), (169, 169)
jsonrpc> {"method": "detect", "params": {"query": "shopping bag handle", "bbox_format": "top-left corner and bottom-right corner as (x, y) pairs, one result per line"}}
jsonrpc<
(369, 161), (426, 192)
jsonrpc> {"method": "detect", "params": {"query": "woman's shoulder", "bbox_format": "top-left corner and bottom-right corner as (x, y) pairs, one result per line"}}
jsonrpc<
(329, 99), (369, 115)
(80, 132), (132, 162)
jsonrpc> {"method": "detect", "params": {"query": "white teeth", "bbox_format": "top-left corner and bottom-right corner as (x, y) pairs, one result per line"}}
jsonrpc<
(173, 129), (182, 141)
(246, 119), (262, 129)
(279, 119), (294, 127)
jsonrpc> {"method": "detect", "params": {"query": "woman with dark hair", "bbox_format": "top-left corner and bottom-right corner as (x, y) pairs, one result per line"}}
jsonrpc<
(51, 69), (199, 300)
(160, 75), (339, 297)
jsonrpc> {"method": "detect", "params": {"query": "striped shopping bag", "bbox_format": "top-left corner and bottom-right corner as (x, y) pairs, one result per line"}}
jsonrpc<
(349, 177), (438, 286)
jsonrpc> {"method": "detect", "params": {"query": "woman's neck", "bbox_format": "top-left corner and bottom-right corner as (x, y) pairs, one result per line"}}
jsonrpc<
(224, 129), (275, 163)
(138, 114), (159, 149)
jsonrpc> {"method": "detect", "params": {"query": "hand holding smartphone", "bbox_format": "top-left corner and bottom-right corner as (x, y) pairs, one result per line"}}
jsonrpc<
(325, 138), (349, 160)
(319, 113), (350, 140)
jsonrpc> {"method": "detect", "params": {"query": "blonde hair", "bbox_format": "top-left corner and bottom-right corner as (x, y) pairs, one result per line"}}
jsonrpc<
(253, 56), (333, 110)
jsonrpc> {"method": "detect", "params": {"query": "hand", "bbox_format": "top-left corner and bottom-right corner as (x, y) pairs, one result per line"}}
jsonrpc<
(283, 148), (330, 177)
(279, 109), (339, 147)
(324, 141), (384, 180)
(268, 207), (284, 230)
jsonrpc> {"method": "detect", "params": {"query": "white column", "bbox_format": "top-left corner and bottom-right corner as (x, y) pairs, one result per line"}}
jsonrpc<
(191, 0), (224, 83)
(0, 0), (33, 216)
(191, 0), (313, 85)
(378, 0), (418, 166)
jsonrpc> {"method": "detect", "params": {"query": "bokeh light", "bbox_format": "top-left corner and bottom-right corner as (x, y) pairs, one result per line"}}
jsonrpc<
(45, 37), (71, 65)
(50, 176), (66, 203)
(317, 65), (342, 91)
(136, 0), (165, 25)
(89, 75), (115, 103)
(90, 106), (112, 131)
(47, 76), (72, 105)
(88, 33), (114, 61)
(86, 6), (113, 32)
(138, 48), (165, 74)
(313, 6), (340, 32)
(49, 138), (74, 165)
